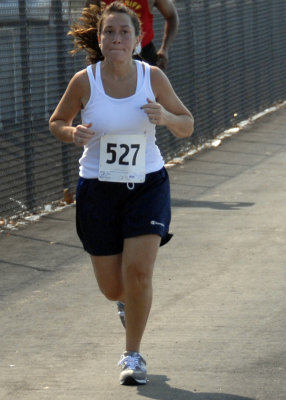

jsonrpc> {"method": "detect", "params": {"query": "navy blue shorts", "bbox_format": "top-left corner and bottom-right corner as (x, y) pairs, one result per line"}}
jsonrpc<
(76, 167), (172, 256)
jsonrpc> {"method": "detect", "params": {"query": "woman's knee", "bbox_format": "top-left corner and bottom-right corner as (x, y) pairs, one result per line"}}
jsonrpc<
(99, 285), (123, 301)
(123, 261), (153, 292)
(90, 254), (123, 301)
(95, 271), (124, 300)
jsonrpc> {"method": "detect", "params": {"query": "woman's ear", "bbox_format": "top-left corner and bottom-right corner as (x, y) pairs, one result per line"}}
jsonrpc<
(133, 35), (142, 54)
(137, 33), (143, 48)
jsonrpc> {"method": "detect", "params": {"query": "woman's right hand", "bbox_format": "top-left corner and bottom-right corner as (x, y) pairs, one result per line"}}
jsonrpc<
(73, 122), (95, 147)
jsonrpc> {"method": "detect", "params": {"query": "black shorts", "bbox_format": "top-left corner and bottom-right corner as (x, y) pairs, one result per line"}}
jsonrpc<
(133, 42), (158, 66)
(76, 167), (172, 256)
(141, 42), (158, 66)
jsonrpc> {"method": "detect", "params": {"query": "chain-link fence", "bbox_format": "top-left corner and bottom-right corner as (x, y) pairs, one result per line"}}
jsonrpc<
(1, 0), (286, 219)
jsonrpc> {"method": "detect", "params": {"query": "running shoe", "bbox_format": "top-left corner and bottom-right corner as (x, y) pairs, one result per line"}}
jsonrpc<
(117, 301), (126, 328)
(118, 351), (147, 385)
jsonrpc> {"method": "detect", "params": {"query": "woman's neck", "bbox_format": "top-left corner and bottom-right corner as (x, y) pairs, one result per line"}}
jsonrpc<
(99, 59), (138, 98)
(101, 59), (136, 81)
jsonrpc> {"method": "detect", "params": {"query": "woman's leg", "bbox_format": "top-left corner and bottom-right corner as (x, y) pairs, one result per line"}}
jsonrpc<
(90, 254), (124, 301)
(122, 234), (161, 353)
(90, 233), (160, 353)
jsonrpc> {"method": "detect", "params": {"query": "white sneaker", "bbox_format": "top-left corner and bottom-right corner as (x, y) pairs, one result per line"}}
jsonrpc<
(118, 351), (147, 385)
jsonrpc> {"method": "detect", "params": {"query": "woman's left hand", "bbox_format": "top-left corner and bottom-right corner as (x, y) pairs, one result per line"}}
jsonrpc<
(141, 98), (167, 126)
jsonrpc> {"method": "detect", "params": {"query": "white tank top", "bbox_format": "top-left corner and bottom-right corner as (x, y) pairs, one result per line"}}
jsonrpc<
(79, 60), (164, 178)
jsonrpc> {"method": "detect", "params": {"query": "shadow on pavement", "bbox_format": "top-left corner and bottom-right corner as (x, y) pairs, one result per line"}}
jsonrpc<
(171, 199), (255, 211)
(0, 259), (53, 273)
(137, 375), (254, 400)
(6, 232), (82, 249)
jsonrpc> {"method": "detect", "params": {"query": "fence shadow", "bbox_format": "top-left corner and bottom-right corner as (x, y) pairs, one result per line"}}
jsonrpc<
(137, 375), (254, 400)
(171, 199), (255, 211)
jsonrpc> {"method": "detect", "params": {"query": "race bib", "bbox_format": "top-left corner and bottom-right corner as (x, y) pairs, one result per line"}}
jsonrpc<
(99, 134), (146, 183)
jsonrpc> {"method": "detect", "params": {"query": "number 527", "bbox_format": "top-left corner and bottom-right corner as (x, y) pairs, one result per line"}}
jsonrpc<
(106, 143), (140, 166)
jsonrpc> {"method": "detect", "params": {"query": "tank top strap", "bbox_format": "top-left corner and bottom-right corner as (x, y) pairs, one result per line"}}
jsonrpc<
(94, 61), (105, 93)
(85, 64), (98, 100)
(86, 64), (96, 87)
(140, 61), (153, 95)
(86, 64), (93, 80)
(135, 60), (144, 93)
(142, 61), (150, 81)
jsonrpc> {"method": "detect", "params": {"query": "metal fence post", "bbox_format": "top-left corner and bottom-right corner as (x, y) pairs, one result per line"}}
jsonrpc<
(50, 0), (71, 192)
(18, 0), (35, 210)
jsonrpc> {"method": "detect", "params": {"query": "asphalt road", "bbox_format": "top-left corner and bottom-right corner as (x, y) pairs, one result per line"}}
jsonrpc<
(1, 107), (286, 400)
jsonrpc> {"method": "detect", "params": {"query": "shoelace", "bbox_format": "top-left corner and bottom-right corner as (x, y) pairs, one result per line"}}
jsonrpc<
(118, 355), (142, 370)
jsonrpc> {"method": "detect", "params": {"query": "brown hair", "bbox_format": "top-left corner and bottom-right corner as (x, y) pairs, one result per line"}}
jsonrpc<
(68, 1), (141, 64)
